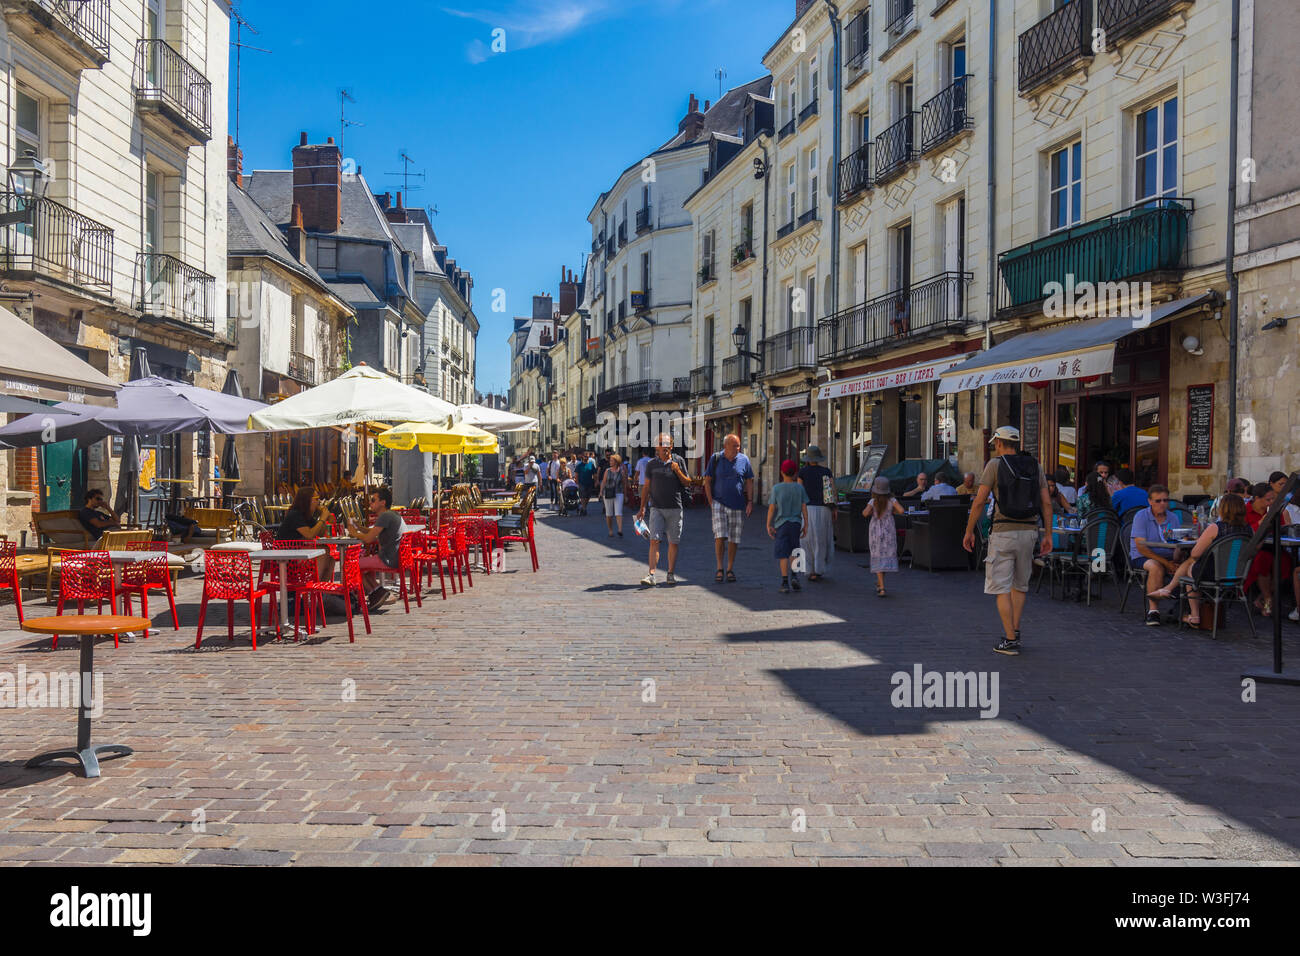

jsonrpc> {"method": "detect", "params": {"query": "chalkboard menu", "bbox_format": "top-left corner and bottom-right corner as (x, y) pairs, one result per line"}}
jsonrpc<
(1185, 384), (1214, 469)
(870, 401), (883, 443)
(1022, 402), (1040, 461)
(904, 401), (922, 459)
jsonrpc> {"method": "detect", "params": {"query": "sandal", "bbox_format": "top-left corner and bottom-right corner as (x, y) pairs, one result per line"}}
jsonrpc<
(1182, 614), (1201, 627)
(715, 569), (724, 583)
(877, 585), (886, 597)
(725, 570), (737, 583)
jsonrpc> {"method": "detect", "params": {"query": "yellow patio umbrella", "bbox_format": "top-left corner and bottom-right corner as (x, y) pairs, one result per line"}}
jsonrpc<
(376, 421), (498, 526)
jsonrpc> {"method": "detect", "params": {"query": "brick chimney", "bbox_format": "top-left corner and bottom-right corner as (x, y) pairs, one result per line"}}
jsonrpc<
(383, 190), (409, 225)
(291, 131), (342, 233)
(558, 266), (578, 316)
(678, 93), (706, 142)
(287, 202), (308, 266)
(227, 135), (243, 188)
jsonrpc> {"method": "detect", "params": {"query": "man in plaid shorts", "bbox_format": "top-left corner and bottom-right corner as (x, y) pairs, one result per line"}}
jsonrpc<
(703, 434), (755, 583)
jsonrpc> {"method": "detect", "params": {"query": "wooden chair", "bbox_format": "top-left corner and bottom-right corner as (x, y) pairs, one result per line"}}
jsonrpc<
(31, 510), (92, 548)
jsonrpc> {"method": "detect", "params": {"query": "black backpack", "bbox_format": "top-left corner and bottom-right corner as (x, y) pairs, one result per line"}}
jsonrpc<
(995, 454), (1040, 521)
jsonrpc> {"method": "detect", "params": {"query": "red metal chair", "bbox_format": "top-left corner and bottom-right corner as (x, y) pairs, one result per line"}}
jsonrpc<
(259, 539), (320, 637)
(0, 540), (23, 625)
(497, 511), (539, 571)
(454, 515), (498, 576)
(196, 550), (270, 650)
(412, 529), (461, 600)
(395, 534), (424, 612)
(293, 544), (371, 642)
(53, 551), (116, 649)
(450, 521), (474, 588)
(119, 542), (180, 639)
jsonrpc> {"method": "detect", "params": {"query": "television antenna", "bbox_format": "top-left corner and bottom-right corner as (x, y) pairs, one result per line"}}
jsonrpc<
(386, 150), (427, 198)
(714, 67), (727, 99)
(230, 4), (270, 148)
(340, 89), (363, 157)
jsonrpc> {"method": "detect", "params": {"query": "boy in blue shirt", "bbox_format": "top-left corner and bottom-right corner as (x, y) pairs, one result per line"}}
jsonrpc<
(767, 459), (809, 594)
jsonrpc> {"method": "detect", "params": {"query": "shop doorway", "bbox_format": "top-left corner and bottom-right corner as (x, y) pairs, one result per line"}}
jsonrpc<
(779, 410), (811, 466)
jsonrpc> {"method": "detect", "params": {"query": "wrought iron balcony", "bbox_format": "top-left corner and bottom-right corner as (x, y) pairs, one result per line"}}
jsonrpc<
(0, 193), (113, 294)
(591, 237), (600, 254)
(776, 220), (795, 240)
(1, 0), (110, 70)
(698, 260), (716, 286)
(721, 353), (751, 389)
(690, 364), (714, 397)
(759, 326), (816, 378)
(671, 376), (691, 397)
(1099, 0), (1192, 48)
(1018, 0), (1092, 95)
(837, 142), (874, 203)
(919, 75), (973, 155)
(845, 9), (870, 70)
(886, 0), (915, 40)
(731, 241), (756, 267)
(874, 113), (917, 185)
(799, 98), (819, 125)
(580, 404), (597, 428)
(133, 39), (212, 144)
(635, 206), (651, 233)
(778, 116), (797, 141)
(596, 379), (658, 411)
(817, 272), (973, 363)
(797, 205), (818, 228)
(135, 253), (216, 333)
(287, 351), (317, 385)
(996, 199), (1194, 314)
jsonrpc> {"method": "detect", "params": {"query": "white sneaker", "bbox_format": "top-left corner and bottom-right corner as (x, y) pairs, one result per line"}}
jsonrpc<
(1289, 607), (1299, 623)
(640, 573), (656, 587)
(666, 572), (676, 585)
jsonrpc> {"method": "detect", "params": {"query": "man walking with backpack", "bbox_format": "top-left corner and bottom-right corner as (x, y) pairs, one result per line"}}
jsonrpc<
(962, 426), (1054, 655)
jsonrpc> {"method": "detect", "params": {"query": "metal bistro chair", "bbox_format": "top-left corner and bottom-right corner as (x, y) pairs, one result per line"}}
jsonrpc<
(0, 540), (24, 624)
(1116, 511), (1147, 615)
(1037, 517), (1082, 598)
(195, 550), (271, 650)
(119, 542), (180, 639)
(1059, 511), (1119, 606)
(1175, 532), (1259, 641)
(52, 551), (117, 649)
(294, 543), (371, 642)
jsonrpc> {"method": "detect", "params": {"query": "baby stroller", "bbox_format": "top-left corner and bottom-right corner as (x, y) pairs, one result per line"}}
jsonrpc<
(560, 481), (580, 516)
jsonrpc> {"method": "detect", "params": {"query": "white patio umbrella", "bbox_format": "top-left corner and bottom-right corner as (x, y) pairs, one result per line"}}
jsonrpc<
(454, 403), (538, 434)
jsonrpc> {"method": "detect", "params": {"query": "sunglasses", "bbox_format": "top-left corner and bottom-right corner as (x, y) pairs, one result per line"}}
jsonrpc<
(1151, 498), (1169, 504)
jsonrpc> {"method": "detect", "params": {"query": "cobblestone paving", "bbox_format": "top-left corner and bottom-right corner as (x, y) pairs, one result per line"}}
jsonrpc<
(1, 504), (1299, 866)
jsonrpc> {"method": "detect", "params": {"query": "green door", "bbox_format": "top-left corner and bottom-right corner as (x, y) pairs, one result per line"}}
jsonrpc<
(41, 439), (77, 512)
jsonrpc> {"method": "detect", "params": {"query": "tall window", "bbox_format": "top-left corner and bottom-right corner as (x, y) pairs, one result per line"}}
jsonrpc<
(785, 163), (796, 224)
(738, 297), (752, 347)
(801, 269), (817, 324)
(1135, 96), (1178, 204)
(809, 53), (819, 104)
(807, 147), (819, 212)
(740, 201), (754, 246)
(640, 251), (651, 294)
(856, 111), (871, 148)
(891, 221), (912, 292)
(15, 89), (41, 169)
(788, 76), (798, 123)
(782, 280), (795, 331)
(1049, 140), (1083, 231)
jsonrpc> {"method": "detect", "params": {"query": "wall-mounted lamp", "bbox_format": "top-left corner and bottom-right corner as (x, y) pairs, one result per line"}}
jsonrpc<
(0, 150), (50, 226)
(1181, 334), (1204, 356)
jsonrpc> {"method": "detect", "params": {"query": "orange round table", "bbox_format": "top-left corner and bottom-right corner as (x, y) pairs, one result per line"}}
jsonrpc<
(20, 614), (150, 778)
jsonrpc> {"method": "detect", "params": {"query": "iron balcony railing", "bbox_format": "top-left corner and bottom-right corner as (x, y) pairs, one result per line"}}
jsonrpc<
(133, 39), (212, 142)
(591, 237), (600, 254)
(799, 98), (819, 125)
(721, 353), (751, 389)
(671, 376), (691, 397)
(690, 364), (714, 397)
(874, 112), (917, 185)
(996, 199), (1194, 313)
(845, 8), (870, 69)
(797, 205), (818, 228)
(580, 404), (597, 427)
(1018, 0), (1092, 94)
(778, 115), (796, 141)
(886, 0), (915, 38)
(135, 253), (216, 333)
(288, 351), (317, 385)
(818, 272), (973, 363)
(776, 220), (795, 240)
(7, 0), (111, 62)
(635, 206), (651, 233)
(838, 142), (874, 203)
(759, 326), (816, 377)
(920, 75), (972, 155)
(1099, 0), (1190, 48)
(597, 379), (658, 411)
(0, 192), (113, 294)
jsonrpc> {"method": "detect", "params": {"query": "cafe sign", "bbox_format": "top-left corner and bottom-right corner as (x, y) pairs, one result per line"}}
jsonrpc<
(819, 357), (968, 401)
(937, 346), (1114, 396)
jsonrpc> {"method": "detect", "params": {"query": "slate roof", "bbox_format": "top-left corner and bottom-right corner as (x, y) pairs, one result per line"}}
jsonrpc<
(658, 76), (773, 151)
(227, 183), (340, 301)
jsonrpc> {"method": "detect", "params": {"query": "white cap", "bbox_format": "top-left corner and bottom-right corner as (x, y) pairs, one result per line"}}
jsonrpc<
(989, 425), (1020, 445)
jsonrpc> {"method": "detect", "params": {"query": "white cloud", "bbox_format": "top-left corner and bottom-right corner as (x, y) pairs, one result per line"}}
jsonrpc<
(444, 1), (618, 59)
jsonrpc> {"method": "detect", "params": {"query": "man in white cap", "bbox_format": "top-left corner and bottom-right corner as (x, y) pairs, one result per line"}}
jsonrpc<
(521, 455), (541, 489)
(962, 425), (1053, 655)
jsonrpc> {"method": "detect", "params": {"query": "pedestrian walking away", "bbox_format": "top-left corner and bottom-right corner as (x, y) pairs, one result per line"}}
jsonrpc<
(703, 433), (754, 583)
(601, 453), (627, 537)
(864, 476), (904, 596)
(768, 459), (809, 594)
(637, 434), (690, 586)
(797, 444), (835, 581)
(962, 425), (1053, 655)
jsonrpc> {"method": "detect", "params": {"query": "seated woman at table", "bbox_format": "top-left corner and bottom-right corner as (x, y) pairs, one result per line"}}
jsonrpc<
(1268, 471), (1300, 526)
(1149, 493), (1250, 625)
(278, 486), (335, 580)
(1046, 475), (1075, 515)
(1243, 483), (1292, 617)
(1076, 472), (1111, 517)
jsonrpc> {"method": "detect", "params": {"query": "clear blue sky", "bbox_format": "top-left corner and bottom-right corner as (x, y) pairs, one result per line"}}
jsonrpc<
(230, 0), (793, 395)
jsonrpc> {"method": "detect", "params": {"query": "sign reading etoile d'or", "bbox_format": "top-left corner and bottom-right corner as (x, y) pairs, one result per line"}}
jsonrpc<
(936, 347), (1114, 396)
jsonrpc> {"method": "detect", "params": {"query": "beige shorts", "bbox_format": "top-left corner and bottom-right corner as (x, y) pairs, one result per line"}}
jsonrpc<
(984, 529), (1040, 595)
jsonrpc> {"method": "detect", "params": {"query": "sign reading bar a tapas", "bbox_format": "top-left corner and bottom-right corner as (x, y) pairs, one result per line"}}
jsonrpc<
(819, 357), (967, 401)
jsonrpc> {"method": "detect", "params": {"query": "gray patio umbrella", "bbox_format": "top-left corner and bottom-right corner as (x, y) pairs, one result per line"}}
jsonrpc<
(113, 348), (150, 523)
(219, 369), (244, 508)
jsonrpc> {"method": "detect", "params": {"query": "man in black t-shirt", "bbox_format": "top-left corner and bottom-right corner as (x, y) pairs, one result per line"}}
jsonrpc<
(636, 433), (689, 587)
(797, 445), (835, 580)
(76, 489), (120, 542)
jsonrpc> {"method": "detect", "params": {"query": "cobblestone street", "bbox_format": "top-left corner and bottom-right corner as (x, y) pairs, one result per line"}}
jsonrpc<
(2, 503), (1299, 866)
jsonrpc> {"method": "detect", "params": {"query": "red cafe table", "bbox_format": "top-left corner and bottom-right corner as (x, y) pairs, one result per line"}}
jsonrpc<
(20, 614), (149, 778)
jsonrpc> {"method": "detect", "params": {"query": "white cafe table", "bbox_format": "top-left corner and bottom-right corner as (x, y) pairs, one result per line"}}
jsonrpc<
(247, 548), (326, 638)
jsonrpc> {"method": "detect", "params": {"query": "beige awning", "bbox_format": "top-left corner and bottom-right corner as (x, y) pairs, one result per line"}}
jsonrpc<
(0, 304), (118, 406)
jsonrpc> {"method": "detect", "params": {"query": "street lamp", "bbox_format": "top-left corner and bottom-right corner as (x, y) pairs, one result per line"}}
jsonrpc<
(731, 323), (762, 361)
(0, 150), (50, 225)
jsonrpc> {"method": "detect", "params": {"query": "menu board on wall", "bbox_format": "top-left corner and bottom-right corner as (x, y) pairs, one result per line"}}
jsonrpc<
(1185, 384), (1214, 469)
(1022, 402), (1041, 462)
(870, 401), (883, 443)
(904, 402), (922, 459)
